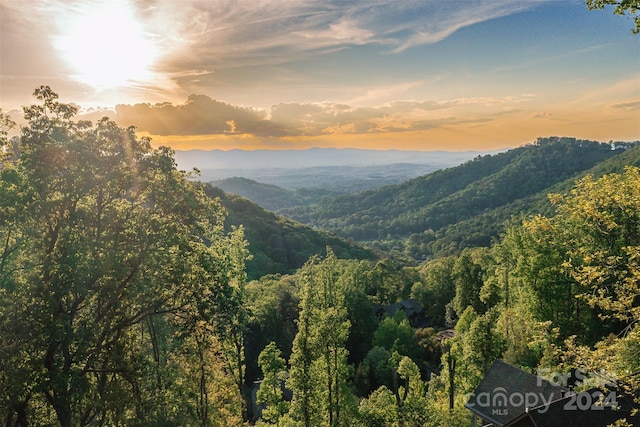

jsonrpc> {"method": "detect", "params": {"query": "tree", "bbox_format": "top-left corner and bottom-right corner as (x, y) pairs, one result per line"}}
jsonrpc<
(412, 256), (456, 326)
(340, 260), (378, 366)
(496, 214), (605, 345)
(550, 168), (640, 404)
(452, 250), (485, 316)
(394, 356), (430, 427)
(357, 386), (398, 427)
(213, 227), (251, 418)
(553, 168), (640, 325)
(491, 168), (640, 417)
(0, 87), (245, 426)
(245, 274), (299, 395)
(372, 312), (423, 363)
(586, 0), (640, 33)
(257, 342), (289, 425)
(0, 108), (15, 152)
(286, 249), (355, 427)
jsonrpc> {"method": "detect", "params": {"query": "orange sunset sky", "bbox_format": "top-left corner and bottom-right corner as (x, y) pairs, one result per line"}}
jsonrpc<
(1, 0), (639, 151)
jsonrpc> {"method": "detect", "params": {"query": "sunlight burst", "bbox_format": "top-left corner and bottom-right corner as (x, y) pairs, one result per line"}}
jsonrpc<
(55, 1), (157, 89)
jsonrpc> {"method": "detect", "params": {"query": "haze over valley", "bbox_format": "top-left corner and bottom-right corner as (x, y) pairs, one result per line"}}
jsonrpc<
(175, 147), (491, 191)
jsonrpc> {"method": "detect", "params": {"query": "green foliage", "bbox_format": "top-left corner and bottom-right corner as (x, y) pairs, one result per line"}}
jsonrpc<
(204, 186), (376, 280)
(360, 346), (394, 391)
(587, 0), (640, 33)
(361, 258), (418, 304)
(479, 167), (640, 418)
(452, 251), (486, 316)
(412, 256), (456, 325)
(245, 274), (299, 386)
(212, 177), (305, 211)
(357, 386), (397, 427)
(0, 108), (16, 157)
(0, 87), (246, 426)
(531, 168), (640, 410)
(286, 250), (356, 427)
(257, 342), (290, 424)
(498, 216), (602, 343)
(372, 313), (423, 362)
(332, 260), (381, 364)
(553, 168), (640, 324)
(4, 89), (640, 426)
(395, 356), (431, 427)
(285, 155), (640, 426)
(357, 356), (433, 427)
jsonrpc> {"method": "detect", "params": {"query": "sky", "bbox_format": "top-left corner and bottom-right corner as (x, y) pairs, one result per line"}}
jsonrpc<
(1, 0), (639, 151)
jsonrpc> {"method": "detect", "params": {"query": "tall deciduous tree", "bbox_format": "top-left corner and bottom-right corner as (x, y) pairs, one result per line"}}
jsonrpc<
(452, 250), (485, 316)
(287, 249), (355, 427)
(257, 342), (289, 425)
(0, 87), (245, 426)
(552, 168), (640, 325)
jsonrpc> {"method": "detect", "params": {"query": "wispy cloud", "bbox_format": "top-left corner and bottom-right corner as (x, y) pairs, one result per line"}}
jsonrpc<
(568, 74), (640, 108)
(390, 1), (541, 52)
(609, 100), (640, 111)
(140, 0), (549, 72)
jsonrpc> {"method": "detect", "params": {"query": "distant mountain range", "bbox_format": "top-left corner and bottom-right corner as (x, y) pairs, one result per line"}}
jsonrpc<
(175, 148), (492, 170)
(208, 137), (640, 265)
(209, 163), (451, 193)
(175, 148), (494, 186)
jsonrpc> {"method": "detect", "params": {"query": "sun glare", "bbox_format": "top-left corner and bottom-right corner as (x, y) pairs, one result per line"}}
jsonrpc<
(55, 1), (157, 89)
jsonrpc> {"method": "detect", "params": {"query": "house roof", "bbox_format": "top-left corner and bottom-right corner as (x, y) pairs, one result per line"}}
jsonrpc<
(509, 387), (640, 427)
(465, 360), (567, 427)
(399, 298), (424, 315)
(375, 299), (425, 318)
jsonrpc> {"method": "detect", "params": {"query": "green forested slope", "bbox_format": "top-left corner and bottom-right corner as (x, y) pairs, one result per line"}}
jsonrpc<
(210, 176), (304, 211)
(280, 137), (638, 258)
(424, 143), (640, 256)
(203, 185), (376, 279)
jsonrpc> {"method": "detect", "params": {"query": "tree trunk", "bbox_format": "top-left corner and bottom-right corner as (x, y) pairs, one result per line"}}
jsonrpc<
(52, 400), (73, 427)
(448, 349), (456, 411)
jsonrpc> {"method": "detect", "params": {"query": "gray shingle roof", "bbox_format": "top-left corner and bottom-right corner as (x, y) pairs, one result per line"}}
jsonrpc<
(467, 361), (639, 427)
(465, 360), (567, 427)
(512, 387), (640, 427)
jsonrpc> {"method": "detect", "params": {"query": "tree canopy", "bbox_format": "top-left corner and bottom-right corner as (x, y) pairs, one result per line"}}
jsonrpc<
(0, 87), (247, 426)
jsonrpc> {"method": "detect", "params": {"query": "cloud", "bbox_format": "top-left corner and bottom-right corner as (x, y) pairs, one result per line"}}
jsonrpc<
(390, 1), (539, 52)
(105, 93), (524, 138)
(139, 0), (547, 73)
(609, 100), (640, 111)
(112, 95), (291, 137)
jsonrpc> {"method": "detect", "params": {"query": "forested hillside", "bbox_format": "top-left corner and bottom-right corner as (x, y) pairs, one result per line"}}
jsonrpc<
(204, 185), (376, 280)
(280, 137), (638, 258)
(403, 142), (640, 258)
(211, 177), (306, 211)
(208, 163), (457, 210)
